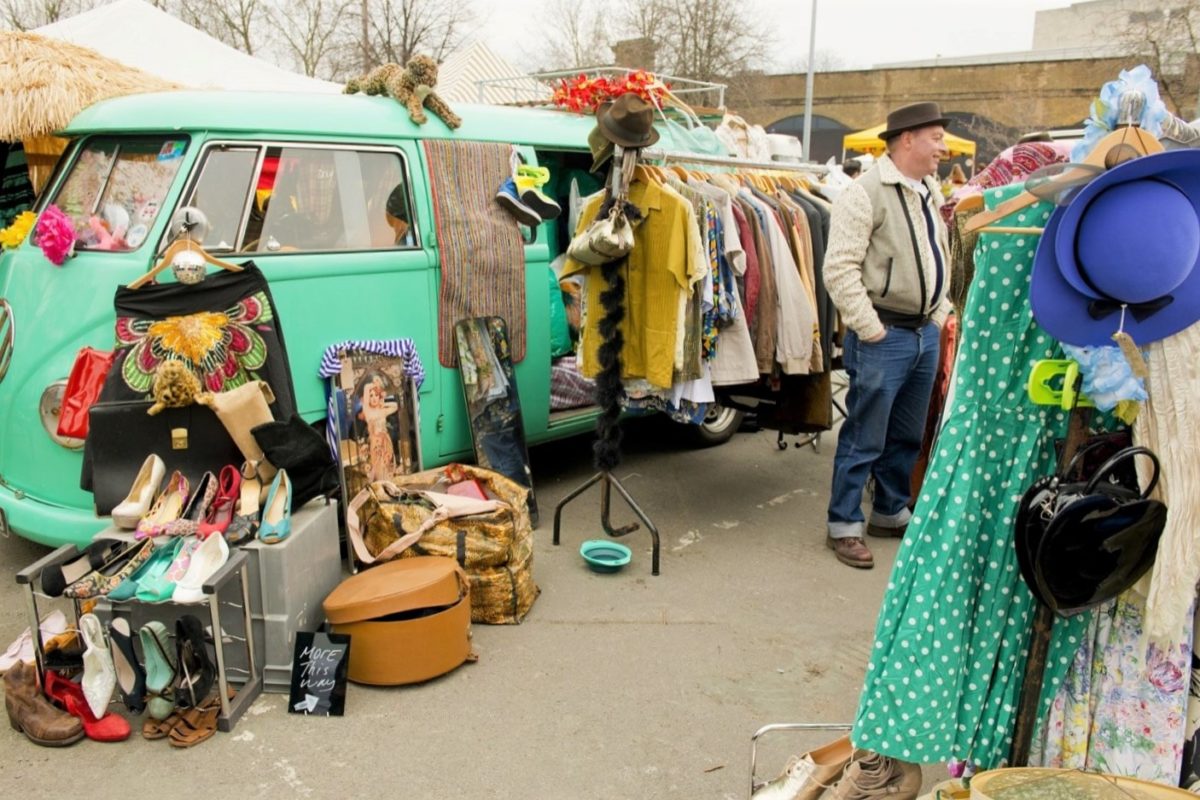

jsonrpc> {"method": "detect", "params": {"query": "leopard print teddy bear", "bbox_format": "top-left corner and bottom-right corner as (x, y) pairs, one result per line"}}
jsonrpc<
(146, 360), (202, 415)
(344, 54), (462, 130)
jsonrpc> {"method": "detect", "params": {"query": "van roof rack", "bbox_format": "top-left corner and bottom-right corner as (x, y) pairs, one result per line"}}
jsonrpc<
(474, 67), (727, 112)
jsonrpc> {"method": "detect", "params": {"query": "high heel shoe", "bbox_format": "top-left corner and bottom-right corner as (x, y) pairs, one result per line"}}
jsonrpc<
(108, 618), (146, 714)
(171, 532), (229, 604)
(131, 536), (200, 604)
(103, 537), (182, 602)
(163, 471), (216, 537)
(224, 461), (262, 545)
(63, 539), (155, 600)
(42, 669), (131, 743)
(257, 468), (292, 545)
(40, 539), (122, 598)
(138, 621), (177, 721)
(112, 454), (165, 529)
(174, 615), (215, 710)
(79, 613), (116, 719)
(198, 465), (241, 539)
(135, 471), (189, 539)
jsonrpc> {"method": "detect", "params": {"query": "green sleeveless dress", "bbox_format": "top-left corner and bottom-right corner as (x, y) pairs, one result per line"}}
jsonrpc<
(851, 184), (1091, 767)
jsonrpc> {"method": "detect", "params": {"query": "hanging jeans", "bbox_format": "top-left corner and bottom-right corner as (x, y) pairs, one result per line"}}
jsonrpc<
(828, 322), (940, 539)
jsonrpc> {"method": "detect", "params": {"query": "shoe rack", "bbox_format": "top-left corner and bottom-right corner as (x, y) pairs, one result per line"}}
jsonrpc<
(15, 543), (262, 733)
(749, 722), (852, 797)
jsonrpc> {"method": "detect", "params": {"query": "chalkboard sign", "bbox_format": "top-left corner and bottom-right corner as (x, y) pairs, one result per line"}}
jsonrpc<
(288, 631), (350, 716)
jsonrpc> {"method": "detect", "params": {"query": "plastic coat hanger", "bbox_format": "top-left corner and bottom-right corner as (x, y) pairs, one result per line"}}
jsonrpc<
(964, 126), (1164, 234)
(128, 236), (243, 290)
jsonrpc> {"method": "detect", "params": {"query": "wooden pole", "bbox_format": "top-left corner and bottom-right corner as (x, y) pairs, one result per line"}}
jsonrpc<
(1008, 405), (1093, 766)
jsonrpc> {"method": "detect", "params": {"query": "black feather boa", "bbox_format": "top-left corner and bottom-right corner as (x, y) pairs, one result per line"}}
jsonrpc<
(591, 197), (644, 472)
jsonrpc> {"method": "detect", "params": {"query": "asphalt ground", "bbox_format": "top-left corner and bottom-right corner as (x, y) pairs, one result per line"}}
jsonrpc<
(0, 417), (937, 798)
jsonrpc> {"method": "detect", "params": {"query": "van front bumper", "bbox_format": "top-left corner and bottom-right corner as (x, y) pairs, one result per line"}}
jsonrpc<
(0, 482), (106, 549)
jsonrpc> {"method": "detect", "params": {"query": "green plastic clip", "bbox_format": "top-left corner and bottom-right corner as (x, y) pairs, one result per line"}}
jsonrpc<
(1027, 359), (1095, 409)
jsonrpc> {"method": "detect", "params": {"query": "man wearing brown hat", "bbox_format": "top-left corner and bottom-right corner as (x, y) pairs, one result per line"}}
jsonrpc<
(821, 101), (953, 569)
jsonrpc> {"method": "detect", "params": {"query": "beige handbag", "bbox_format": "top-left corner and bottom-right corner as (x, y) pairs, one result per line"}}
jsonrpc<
(567, 200), (635, 266)
(567, 150), (639, 266)
(195, 380), (277, 480)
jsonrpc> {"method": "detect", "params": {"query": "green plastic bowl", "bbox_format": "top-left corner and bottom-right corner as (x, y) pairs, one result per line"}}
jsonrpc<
(580, 540), (632, 573)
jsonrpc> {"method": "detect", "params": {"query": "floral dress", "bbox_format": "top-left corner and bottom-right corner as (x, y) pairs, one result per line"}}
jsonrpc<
(851, 185), (1092, 767)
(1030, 593), (1191, 783)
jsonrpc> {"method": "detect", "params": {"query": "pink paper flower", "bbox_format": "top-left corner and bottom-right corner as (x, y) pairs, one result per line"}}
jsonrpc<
(34, 204), (76, 266)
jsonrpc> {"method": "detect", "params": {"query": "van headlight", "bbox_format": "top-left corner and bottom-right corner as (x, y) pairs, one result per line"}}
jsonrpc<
(40, 380), (84, 450)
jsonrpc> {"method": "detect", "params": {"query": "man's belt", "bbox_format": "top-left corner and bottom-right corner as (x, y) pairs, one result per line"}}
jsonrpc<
(875, 307), (930, 329)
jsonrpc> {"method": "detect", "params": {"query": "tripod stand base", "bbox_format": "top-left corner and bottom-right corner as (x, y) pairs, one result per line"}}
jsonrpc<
(552, 471), (660, 575)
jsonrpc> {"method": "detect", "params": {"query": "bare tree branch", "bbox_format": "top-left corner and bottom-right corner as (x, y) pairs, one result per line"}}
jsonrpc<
(359, 0), (473, 70)
(0, 0), (93, 31)
(173, 0), (266, 54)
(270, 0), (356, 79)
(535, 0), (610, 71)
(1112, 4), (1200, 116)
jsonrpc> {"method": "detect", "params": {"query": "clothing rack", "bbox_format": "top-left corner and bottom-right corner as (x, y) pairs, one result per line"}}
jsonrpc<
(641, 147), (830, 176)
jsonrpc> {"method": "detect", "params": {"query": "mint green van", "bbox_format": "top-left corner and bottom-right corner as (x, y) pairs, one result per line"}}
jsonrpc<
(0, 91), (740, 548)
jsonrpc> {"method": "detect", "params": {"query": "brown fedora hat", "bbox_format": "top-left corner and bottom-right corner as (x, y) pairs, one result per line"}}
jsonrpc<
(879, 101), (951, 141)
(597, 93), (661, 149)
(588, 105), (615, 173)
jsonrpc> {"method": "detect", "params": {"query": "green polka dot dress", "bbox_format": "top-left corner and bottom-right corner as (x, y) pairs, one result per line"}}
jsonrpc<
(851, 185), (1092, 767)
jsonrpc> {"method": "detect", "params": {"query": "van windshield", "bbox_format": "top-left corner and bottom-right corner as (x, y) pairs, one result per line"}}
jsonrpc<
(48, 136), (189, 252)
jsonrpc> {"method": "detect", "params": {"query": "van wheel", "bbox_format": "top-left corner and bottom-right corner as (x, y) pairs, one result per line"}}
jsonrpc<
(684, 403), (744, 448)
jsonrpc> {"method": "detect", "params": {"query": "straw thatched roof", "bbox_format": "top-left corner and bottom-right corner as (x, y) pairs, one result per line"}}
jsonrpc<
(0, 30), (181, 142)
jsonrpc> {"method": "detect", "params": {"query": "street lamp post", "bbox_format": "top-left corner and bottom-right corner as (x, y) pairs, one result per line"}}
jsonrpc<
(802, 0), (818, 163)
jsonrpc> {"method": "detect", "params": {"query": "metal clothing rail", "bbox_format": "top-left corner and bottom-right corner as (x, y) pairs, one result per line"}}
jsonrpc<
(641, 147), (830, 176)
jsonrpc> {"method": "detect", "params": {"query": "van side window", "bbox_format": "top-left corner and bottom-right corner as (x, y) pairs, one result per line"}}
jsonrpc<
(236, 146), (416, 253)
(184, 145), (258, 250)
(49, 136), (189, 251)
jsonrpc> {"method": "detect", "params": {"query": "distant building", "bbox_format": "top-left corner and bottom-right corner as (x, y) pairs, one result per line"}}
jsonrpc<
(736, 0), (1199, 165)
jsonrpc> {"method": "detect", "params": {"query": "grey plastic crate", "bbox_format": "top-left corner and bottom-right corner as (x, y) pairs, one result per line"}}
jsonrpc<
(239, 500), (344, 692)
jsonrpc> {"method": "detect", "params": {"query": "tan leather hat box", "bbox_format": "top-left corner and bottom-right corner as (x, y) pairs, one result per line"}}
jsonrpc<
(322, 556), (472, 686)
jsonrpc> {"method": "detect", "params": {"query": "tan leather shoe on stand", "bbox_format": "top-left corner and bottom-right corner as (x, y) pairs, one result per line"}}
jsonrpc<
(3, 662), (85, 747)
(827, 752), (922, 800)
(753, 735), (855, 800)
(827, 537), (875, 569)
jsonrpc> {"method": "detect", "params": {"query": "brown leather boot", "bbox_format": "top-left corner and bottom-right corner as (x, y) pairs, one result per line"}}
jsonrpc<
(827, 536), (874, 569)
(4, 662), (85, 746)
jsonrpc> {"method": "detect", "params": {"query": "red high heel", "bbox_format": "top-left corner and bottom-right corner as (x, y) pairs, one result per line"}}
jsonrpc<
(198, 465), (241, 540)
(42, 669), (131, 742)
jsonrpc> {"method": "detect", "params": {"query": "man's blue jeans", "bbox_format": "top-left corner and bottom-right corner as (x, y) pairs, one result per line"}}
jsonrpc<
(828, 322), (940, 539)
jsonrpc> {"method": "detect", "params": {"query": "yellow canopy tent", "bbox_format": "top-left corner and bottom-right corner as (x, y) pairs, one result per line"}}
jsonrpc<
(842, 123), (976, 160)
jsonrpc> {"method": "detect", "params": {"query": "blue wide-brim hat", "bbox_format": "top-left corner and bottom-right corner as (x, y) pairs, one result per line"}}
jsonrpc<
(1031, 148), (1200, 347)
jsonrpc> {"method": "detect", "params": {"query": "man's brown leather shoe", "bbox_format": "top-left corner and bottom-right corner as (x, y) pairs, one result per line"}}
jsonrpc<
(866, 522), (907, 538)
(827, 536), (874, 569)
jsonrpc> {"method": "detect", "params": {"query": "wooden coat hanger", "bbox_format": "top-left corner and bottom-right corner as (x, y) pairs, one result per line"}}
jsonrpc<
(964, 125), (1164, 234)
(128, 236), (243, 290)
(954, 194), (984, 214)
(669, 165), (690, 180)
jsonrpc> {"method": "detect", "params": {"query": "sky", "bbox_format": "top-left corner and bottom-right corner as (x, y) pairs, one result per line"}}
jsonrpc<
(470, 0), (1080, 74)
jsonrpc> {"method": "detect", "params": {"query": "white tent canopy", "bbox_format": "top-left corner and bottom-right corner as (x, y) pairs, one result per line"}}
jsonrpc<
(438, 40), (546, 105)
(35, 0), (339, 93)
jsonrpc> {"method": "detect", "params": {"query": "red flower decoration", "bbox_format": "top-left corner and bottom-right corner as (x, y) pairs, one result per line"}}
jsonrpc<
(552, 70), (672, 115)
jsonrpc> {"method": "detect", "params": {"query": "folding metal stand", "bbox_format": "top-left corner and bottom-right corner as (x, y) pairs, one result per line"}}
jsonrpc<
(552, 470), (661, 575)
(15, 542), (262, 733)
(750, 723), (852, 797)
